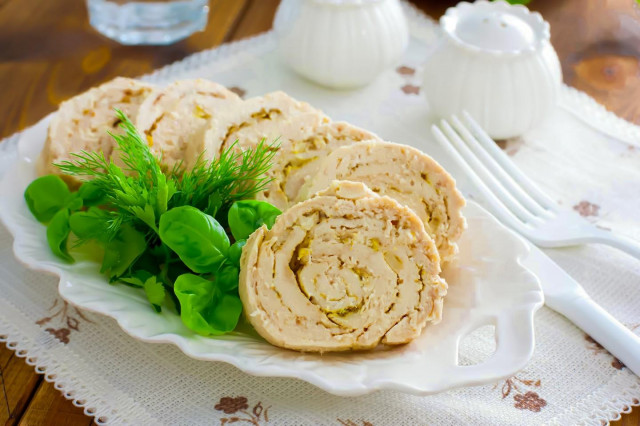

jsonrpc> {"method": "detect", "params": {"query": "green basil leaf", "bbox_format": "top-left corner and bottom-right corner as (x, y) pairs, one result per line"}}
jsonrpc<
(64, 193), (83, 212)
(69, 207), (111, 242)
(143, 276), (165, 313)
(158, 206), (229, 273)
(216, 264), (239, 292)
(24, 175), (70, 222)
(101, 223), (147, 279)
(227, 200), (281, 241)
(213, 293), (243, 331)
(228, 240), (246, 266)
(78, 181), (106, 206)
(46, 208), (73, 262)
(174, 274), (242, 335)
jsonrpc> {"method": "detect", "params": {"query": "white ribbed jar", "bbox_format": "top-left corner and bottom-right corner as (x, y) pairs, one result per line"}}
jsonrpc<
(273, 0), (409, 89)
(423, 1), (562, 139)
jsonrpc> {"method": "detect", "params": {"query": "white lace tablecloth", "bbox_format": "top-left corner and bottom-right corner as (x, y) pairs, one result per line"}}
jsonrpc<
(1, 5), (639, 425)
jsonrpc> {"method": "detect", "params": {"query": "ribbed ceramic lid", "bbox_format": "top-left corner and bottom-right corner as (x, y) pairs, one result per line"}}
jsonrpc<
(440, 0), (550, 55)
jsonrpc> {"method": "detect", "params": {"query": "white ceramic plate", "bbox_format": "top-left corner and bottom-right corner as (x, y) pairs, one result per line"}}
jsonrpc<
(0, 115), (544, 396)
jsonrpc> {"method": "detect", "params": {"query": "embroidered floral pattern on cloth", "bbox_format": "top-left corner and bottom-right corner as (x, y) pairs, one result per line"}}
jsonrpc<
(36, 298), (93, 344)
(0, 4), (639, 425)
(495, 375), (546, 413)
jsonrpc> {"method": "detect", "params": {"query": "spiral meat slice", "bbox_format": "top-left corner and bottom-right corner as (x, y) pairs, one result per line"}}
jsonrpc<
(302, 141), (466, 262)
(198, 92), (329, 207)
(239, 181), (447, 352)
(256, 121), (381, 211)
(38, 77), (155, 184)
(135, 79), (242, 169)
(200, 91), (329, 159)
(201, 91), (379, 210)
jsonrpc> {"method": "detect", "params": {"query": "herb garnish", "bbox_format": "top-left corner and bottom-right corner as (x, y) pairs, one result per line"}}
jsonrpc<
(24, 110), (281, 336)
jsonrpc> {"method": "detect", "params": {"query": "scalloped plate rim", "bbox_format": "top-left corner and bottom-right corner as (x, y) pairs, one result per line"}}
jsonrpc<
(0, 115), (544, 397)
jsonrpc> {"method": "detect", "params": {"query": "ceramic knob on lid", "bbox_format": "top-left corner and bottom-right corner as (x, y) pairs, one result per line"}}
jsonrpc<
(423, 1), (562, 139)
(273, 0), (409, 89)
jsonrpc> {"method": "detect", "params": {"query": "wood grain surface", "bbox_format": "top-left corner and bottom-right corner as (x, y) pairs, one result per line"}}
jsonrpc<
(0, 0), (639, 424)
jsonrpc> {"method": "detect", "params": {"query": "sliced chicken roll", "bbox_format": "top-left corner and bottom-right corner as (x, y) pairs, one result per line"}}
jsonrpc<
(135, 79), (242, 169)
(302, 141), (466, 262)
(199, 91), (330, 209)
(201, 91), (379, 210)
(199, 91), (329, 160)
(38, 77), (155, 184)
(239, 181), (447, 352)
(256, 122), (381, 211)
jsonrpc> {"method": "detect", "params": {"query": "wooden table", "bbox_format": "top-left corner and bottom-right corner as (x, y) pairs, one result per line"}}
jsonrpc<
(0, 0), (638, 424)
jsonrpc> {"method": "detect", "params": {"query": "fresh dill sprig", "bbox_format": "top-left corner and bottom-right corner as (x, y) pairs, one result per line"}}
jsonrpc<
(55, 109), (277, 241)
(170, 139), (278, 212)
(29, 108), (282, 333)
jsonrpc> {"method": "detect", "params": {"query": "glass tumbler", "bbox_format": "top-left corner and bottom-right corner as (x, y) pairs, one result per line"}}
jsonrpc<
(87, 0), (209, 45)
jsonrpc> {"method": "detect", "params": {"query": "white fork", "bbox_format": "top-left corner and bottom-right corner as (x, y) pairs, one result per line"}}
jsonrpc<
(431, 112), (640, 260)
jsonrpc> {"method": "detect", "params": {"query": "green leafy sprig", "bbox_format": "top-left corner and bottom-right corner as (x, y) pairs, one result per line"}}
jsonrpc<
(24, 109), (281, 336)
(172, 139), (277, 214)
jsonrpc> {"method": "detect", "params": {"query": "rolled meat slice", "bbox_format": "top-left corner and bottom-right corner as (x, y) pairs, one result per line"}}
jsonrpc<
(135, 79), (242, 169)
(200, 91), (379, 210)
(38, 77), (155, 184)
(302, 141), (466, 262)
(199, 91), (329, 160)
(256, 121), (381, 211)
(239, 180), (447, 352)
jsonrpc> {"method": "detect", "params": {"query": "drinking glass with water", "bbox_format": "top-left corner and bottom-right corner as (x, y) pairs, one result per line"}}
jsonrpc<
(87, 0), (209, 45)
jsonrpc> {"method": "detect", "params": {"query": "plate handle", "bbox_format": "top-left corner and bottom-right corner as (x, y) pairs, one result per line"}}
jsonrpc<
(454, 308), (537, 384)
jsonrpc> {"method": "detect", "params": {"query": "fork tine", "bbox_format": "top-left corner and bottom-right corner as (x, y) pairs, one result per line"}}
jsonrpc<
(431, 123), (533, 236)
(450, 115), (554, 219)
(461, 111), (558, 211)
(438, 119), (544, 226)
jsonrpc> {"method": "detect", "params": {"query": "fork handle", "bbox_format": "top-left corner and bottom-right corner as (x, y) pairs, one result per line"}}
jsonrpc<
(590, 232), (640, 260)
(546, 291), (640, 377)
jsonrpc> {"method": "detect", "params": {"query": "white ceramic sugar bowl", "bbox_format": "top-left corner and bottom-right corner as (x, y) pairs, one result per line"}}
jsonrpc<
(273, 0), (409, 89)
(423, 1), (562, 139)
